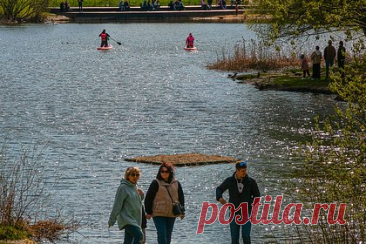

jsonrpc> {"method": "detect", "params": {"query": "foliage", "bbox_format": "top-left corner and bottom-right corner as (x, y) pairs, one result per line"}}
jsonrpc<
(249, 0), (366, 40)
(0, 142), (47, 226)
(0, 0), (49, 22)
(0, 225), (29, 240)
(286, 54), (366, 243)
(0, 141), (80, 242)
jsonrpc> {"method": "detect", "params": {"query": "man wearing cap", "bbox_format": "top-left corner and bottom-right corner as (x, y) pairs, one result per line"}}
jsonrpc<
(216, 161), (260, 244)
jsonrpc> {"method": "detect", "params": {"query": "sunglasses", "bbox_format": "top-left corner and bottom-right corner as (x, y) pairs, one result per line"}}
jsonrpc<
(130, 173), (140, 177)
(161, 170), (169, 173)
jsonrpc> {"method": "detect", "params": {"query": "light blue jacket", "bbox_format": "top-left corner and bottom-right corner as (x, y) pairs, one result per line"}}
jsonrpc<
(108, 179), (143, 230)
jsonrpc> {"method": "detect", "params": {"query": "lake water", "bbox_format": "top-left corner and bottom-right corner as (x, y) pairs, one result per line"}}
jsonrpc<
(0, 23), (338, 243)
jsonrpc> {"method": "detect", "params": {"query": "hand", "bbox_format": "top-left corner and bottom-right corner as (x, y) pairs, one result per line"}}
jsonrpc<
(218, 198), (227, 205)
(180, 214), (185, 220)
(137, 188), (144, 196)
(146, 214), (152, 220)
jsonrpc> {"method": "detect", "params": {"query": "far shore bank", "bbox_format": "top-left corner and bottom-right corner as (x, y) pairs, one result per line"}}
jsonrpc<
(46, 5), (247, 23)
(228, 72), (334, 95)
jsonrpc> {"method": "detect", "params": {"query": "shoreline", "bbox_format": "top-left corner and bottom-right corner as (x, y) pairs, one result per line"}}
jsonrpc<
(232, 72), (334, 95)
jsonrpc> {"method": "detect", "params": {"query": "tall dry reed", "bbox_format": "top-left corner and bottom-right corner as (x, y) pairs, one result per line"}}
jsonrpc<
(207, 39), (298, 72)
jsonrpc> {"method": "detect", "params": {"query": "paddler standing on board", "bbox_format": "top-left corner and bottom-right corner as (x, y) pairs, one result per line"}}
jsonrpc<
(186, 33), (194, 48)
(99, 29), (110, 47)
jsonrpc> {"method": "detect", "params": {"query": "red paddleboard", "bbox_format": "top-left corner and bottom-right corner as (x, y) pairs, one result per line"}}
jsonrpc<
(184, 46), (197, 51)
(97, 45), (113, 50)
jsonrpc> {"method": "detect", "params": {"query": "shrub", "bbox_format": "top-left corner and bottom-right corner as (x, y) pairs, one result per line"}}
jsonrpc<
(0, 141), (79, 241)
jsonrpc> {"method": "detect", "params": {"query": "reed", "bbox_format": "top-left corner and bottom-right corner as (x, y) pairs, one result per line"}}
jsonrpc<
(0, 141), (79, 242)
(207, 39), (298, 72)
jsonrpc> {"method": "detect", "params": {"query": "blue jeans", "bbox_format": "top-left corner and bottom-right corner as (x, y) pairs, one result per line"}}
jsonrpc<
(229, 212), (251, 244)
(123, 225), (143, 244)
(153, 216), (176, 244)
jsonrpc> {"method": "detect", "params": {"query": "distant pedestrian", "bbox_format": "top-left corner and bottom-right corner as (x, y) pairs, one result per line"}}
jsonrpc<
(311, 46), (322, 79)
(119, 0), (125, 10)
(324, 40), (336, 80)
(64, 0), (70, 11)
(207, 0), (212, 9)
(78, 0), (83, 12)
(201, 0), (208, 10)
(60, 1), (65, 12)
(337, 41), (346, 78)
(300, 54), (310, 78)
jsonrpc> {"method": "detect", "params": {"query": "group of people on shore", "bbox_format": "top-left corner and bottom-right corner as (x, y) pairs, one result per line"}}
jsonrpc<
(300, 40), (346, 80)
(140, 0), (161, 11)
(59, 1), (70, 12)
(108, 161), (260, 244)
(60, 0), (83, 12)
(119, 0), (131, 11)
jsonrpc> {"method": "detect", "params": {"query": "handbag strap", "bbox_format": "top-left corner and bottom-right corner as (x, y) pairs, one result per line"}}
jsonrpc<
(164, 186), (175, 204)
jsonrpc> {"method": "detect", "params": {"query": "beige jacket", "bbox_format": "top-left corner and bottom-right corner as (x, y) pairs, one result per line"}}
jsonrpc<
(311, 50), (322, 64)
(152, 179), (179, 217)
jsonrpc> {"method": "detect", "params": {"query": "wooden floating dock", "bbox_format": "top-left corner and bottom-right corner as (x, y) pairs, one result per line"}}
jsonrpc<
(125, 153), (238, 166)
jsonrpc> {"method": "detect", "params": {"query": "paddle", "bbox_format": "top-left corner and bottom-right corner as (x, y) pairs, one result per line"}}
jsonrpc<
(109, 37), (122, 45)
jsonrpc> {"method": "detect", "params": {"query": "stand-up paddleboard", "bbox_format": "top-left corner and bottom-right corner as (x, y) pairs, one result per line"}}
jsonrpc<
(184, 46), (197, 51)
(97, 45), (113, 51)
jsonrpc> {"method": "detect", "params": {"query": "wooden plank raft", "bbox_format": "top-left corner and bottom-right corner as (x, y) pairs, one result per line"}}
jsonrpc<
(125, 153), (238, 166)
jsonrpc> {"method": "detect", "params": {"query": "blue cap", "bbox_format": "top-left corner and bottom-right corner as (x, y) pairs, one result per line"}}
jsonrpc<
(236, 161), (247, 169)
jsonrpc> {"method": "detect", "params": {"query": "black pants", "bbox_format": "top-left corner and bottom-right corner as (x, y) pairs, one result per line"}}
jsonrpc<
(101, 40), (108, 47)
(78, 2), (82, 12)
(312, 63), (321, 79)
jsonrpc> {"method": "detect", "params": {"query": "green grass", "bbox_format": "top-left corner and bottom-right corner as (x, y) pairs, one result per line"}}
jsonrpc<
(272, 75), (329, 87)
(0, 225), (30, 241)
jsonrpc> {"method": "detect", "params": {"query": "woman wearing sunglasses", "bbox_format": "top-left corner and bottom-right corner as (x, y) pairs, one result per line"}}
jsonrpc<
(144, 162), (185, 244)
(108, 167), (144, 244)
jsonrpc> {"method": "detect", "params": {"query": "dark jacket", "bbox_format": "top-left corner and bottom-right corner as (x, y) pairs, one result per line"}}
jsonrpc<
(337, 46), (346, 61)
(324, 45), (336, 61)
(216, 173), (260, 211)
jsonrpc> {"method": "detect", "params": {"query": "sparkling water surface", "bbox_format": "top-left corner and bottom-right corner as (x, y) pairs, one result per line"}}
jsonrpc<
(0, 23), (338, 243)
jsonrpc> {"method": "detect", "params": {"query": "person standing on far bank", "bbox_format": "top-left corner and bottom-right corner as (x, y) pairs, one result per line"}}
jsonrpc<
(108, 167), (144, 244)
(311, 45), (322, 80)
(323, 40), (336, 80)
(216, 161), (260, 244)
(78, 0), (83, 12)
(337, 41), (346, 78)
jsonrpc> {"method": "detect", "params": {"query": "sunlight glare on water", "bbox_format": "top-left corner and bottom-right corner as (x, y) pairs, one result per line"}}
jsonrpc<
(0, 23), (339, 243)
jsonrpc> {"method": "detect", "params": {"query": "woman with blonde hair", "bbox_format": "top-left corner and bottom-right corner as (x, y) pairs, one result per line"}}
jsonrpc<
(108, 167), (144, 244)
(144, 162), (185, 244)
